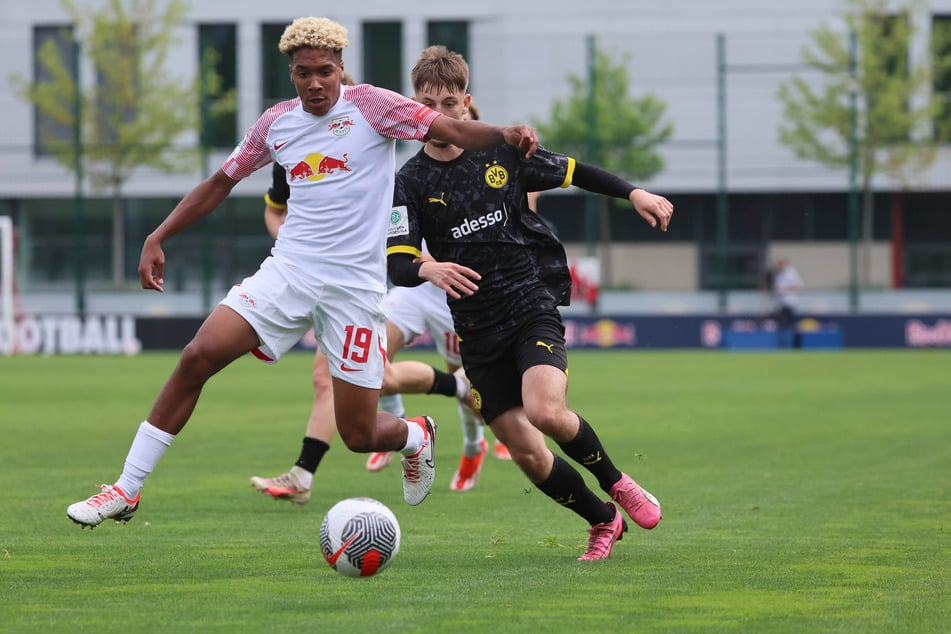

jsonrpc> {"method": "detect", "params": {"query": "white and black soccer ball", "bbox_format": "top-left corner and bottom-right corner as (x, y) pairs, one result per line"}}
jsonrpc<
(319, 497), (401, 577)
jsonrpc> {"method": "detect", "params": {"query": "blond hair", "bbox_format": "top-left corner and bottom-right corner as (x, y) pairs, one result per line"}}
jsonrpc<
(278, 17), (349, 55)
(411, 45), (469, 94)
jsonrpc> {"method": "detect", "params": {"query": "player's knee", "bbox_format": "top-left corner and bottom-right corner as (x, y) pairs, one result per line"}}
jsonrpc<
(523, 402), (565, 435)
(511, 447), (551, 482)
(311, 367), (333, 392)
(177, 341), (223, 384)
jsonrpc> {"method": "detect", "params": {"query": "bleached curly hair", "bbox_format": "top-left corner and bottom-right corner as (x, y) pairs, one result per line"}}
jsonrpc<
(278, 17), (349, 55)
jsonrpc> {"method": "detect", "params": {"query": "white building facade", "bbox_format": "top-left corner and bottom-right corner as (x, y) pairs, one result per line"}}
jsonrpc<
(0, 0), (949, 301)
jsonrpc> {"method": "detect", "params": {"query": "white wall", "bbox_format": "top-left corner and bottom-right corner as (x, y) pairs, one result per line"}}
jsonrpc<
(2, 0), (950, 199)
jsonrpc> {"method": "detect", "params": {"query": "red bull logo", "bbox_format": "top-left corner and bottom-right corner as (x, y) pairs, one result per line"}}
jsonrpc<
(906, 319), (951, 347)
(318, 153), (350, 174)
(578, 319), (636, 348)
(328, 117), (355, 136)
(287, 152), (351, 182)
(289, 161), (314, 181)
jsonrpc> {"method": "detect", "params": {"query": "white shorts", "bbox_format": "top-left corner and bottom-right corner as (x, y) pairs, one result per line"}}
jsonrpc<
(221, 257), (387, 388)
(384, 283), (460, 366)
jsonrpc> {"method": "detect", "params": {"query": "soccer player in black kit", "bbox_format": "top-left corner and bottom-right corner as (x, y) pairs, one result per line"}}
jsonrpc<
(387, 46), (674, 560)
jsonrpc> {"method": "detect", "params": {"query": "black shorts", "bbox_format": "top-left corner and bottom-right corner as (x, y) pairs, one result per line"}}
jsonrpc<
(458, 308), (568, 424)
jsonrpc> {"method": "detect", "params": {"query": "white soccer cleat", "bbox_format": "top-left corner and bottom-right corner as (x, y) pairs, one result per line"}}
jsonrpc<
(67, 484), (140, 529)
(401, 416), (436, 506)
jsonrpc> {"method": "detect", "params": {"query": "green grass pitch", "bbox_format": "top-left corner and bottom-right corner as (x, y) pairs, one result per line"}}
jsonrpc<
(1, 349), (948, 632)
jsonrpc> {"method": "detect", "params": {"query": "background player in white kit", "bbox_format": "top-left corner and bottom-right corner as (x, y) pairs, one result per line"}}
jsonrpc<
(249, 158), (505, 502)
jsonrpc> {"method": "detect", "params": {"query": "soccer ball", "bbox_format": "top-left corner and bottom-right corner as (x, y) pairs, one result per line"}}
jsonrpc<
(319, 497), (401, 577)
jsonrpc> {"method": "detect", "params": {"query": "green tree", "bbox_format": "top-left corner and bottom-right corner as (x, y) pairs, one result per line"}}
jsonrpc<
(777, 0), (947, 286)
(532, 41), (673, 289)
(533, 44), (673, 182)
(11, 0), (235, 285)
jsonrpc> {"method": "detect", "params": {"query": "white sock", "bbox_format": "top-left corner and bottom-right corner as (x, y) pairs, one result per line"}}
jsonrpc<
(459, 402), (485, 457)
(378, 393), (405, 419)
(114, 421), (175, 497)
(290, 465), (314, 490)
(454, 373), (469, 400)
(400, 418), (425, 456)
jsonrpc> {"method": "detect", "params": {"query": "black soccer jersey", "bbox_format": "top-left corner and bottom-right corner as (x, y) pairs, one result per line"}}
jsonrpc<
(388, 145), (574, 338)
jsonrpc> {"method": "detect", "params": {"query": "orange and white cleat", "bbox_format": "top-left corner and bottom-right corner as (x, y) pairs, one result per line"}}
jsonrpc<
(450, 438), (488, 492)
(365, 451), (395, 472)
(250, 466), (312, 505)
(492, 440), (512, 461)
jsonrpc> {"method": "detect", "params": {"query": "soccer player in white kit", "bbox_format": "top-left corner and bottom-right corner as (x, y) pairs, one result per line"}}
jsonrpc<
(66, 16), (538, 528)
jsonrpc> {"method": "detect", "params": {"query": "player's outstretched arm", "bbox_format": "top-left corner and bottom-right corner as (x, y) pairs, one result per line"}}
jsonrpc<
(570, 162), (673, 232)
(427, 116), (538, 158)
(138, 170), (239, 292)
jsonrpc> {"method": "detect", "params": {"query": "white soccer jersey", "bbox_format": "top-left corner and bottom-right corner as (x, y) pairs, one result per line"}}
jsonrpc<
(222, 85), (441, 292)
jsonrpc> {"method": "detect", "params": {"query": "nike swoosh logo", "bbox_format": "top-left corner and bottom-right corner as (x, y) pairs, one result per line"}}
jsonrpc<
(325, 533), (360, 566)
(339, 362), (361, 372)
(273, 141), (288, 150)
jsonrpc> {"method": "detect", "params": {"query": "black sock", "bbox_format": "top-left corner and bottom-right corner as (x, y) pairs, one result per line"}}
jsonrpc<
(557, 415), (622, 493)
(535, 454), (614, 525)
(295, 437), (330, 474)
(428, 367), (457, 397)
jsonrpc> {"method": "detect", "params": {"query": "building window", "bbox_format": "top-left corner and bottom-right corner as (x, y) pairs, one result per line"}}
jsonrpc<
(933, 14), (951, 142)
(261, 23), (296, 109)
(33, 25), (76, 156)
(426, 21), (469, 60)
(198, 24), (237, 149)
(362, 21), (402, 92)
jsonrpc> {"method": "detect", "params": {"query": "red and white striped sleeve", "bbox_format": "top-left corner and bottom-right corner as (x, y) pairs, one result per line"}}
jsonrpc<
(221, 99), (299, 180)
(348, 85), (440, 141)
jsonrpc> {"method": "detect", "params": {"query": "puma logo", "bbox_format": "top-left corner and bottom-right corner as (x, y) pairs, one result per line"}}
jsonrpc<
(427, 192), (447, 206)
(535, 340), (554, 353)
(581, 451), (602, 466)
